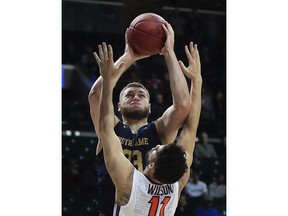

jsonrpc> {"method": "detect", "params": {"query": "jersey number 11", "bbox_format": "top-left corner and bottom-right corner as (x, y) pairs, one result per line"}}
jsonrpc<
(148, 196), (171, 216)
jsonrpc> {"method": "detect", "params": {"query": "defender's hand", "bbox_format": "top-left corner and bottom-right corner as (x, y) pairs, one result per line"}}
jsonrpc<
(178, 42), (201, 80)
(93, 42), (125, 87)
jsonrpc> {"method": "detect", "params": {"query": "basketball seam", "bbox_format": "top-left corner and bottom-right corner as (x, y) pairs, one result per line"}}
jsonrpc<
(131, 28), (161, 54)
(129, 23), (166, 41)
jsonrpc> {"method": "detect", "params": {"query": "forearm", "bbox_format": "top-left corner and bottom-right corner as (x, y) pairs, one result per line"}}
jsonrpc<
(164, 51), (190, 108)
(177, 76), (202, 162)
(99, 80), (130, 179)
(187, 76), (202, 128)
(99, 80), (115, 134)
(190, 76), (202, 99)
(114, 52), (134, 73)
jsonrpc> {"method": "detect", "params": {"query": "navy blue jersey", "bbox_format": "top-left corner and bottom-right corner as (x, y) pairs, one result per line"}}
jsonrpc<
(96, 121), (162, 216)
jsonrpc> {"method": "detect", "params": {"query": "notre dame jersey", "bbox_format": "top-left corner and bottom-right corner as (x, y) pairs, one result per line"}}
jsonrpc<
(96, 121), (162, 216)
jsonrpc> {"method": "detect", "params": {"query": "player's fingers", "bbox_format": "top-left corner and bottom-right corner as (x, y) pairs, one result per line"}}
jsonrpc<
(194, 44), (200, 61)
(93, 52), (101, 65)
(98, 44), (104, 60)
(108, 44), (113, 61)
(185, 45), (193, 63)
(178, 60), (187, 74)
(102, 42), (108, 60)
(161, 24), (169, 37)
(189, 42), (196, 59)
(165, 22), (174, 35)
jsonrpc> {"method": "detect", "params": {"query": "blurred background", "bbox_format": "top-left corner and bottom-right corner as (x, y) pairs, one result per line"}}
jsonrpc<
(62, 0), (226, 215)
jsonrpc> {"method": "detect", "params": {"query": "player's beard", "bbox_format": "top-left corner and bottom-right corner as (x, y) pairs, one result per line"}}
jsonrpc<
(145, 148), (157, 165)
(145, 150), (153, 164)
(120, 106), (150, 120)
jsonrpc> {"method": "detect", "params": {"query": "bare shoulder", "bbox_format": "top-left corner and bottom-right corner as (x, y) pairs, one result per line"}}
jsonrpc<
(116, 169), (135, 206)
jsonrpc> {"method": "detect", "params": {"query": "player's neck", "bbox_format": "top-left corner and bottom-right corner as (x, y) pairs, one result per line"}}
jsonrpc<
(122, 117), (148, 133)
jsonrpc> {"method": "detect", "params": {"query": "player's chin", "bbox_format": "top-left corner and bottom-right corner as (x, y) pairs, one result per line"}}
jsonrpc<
(130, 104), (142, 109)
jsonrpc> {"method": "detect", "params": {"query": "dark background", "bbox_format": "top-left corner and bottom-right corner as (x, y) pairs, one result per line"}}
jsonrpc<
(62, 0), (226, 215)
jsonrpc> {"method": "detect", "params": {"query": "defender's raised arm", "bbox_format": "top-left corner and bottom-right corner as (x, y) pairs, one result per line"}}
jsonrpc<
(88, 30), (150, 148)
(96, 43), (134, 201)
(177, 42), (202, 192)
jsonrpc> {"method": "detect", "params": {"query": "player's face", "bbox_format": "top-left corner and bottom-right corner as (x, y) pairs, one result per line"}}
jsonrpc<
(145, 145), (165, 164)
(118, 87), (151, 120)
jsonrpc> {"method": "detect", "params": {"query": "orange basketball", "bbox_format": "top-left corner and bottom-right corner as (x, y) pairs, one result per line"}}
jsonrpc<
(127, 13), (167, 55)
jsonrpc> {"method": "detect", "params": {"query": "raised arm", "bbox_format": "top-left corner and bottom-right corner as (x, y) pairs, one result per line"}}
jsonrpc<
(96, 43), (135, 199)
(176, 42), (202, 192)
(88, 30), (149, 136)
(156, 22), (190, 144)
(88, 30), (150, 152)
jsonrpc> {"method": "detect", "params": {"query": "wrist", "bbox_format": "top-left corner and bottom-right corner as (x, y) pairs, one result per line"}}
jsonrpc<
(163, 49), (175, 58)
(122, 52), (134, 63)
(116, 53), (133, 69)
(102, 79), (115, 88)
(193, 76), (203, 84)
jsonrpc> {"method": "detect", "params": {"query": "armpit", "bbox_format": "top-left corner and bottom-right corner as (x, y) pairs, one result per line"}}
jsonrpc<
(116, 169), (134, 206)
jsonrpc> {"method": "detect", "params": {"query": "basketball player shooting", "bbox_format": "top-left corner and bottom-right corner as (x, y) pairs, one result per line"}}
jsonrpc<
(95, 41), (202, 215)
(89, 21), (191, 215)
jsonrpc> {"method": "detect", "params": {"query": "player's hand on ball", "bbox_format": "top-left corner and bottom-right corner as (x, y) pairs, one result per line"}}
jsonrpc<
(159, 22), (175, 56)
(124, 28), (151, 61)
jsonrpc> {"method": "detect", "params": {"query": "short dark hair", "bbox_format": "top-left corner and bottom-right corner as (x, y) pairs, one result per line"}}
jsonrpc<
(154, 143), (188, 184)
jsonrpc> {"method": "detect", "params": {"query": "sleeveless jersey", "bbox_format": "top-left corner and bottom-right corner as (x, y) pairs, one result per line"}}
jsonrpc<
(114, 169), (179, 216)
(96, 121), (162, 215)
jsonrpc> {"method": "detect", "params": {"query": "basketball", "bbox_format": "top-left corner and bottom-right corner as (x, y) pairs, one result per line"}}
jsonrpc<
(127, 13), (167, 56)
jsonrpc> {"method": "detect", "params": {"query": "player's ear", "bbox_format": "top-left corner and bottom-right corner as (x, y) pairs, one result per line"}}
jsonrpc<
(148, 163), (155, 169)
(117, 102), (121, 112)
(149, 103), (151, 113)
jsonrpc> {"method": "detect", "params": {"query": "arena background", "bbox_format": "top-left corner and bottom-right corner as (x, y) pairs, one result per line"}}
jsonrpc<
(62, 0), (226, 215)
(1, 1), (288, 216)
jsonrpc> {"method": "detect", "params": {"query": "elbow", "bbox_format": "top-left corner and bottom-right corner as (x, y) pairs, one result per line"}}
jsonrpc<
(88, 89), (95, 99)
(175, 91), (191, 109)
(175, 99), (190, 115)
(173, 100), (190, 124)
(88, 89), (98, 104)
(88, 90), (93, 102)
